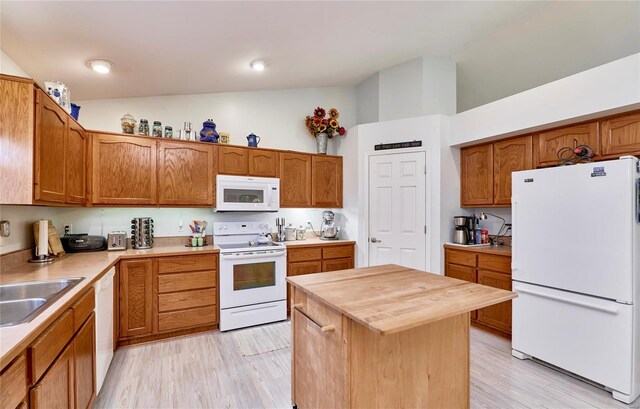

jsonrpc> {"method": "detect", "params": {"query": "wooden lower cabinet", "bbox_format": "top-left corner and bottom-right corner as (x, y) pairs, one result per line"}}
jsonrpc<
(29, 343), (75, 409)
(444, 246), (512, 338)
(119, 259), (154, 338)
(26, 287), (96, 409)
(286, 243), (355, 313)
(477, 270), (512, 334)
(118, 253), (219, 346)
(0, 354), (27, 409)
(322, 257), (353, 272)
(73, 314), (96, 409)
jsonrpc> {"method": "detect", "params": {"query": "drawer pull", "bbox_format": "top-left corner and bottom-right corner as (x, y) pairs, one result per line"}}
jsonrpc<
(293, 305), (336, 333)
(517, 288), (620, 314)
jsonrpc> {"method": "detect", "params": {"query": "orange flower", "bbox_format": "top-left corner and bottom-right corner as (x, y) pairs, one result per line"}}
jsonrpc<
(318, 124), (327, 132)
(328, 108), (339, 119)
(329, 119), (338, 129)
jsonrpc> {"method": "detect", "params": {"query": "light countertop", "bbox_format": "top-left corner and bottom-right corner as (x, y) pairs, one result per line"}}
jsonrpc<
(444, 243), (512, 256)
(287, 264), (516, 335)
(283, 238), (356, 247)
(0, 245), (219, 369)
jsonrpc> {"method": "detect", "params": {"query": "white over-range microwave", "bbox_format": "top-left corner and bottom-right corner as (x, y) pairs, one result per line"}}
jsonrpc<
(215, 175), (280, 212)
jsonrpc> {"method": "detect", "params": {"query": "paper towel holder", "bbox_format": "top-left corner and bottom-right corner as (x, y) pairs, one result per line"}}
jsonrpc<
(29, 219), (54, 264)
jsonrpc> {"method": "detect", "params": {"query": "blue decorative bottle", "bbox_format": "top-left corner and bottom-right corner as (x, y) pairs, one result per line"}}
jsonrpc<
(200, 119), (219, 143)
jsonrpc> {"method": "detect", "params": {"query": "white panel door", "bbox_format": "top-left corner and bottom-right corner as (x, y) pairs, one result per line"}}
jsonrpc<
(369, 152), (426, 270)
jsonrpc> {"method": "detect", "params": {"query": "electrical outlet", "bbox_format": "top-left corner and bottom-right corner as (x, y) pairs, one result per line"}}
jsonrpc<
(178, 221), (184, 231)
(63, 224), (72, 236)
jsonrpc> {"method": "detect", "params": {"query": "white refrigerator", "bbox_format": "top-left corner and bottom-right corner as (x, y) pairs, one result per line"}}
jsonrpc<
(511, 156), (640, 404)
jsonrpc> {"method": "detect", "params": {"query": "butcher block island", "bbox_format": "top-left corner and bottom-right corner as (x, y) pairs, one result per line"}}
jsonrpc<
(287, 264), (517, 409)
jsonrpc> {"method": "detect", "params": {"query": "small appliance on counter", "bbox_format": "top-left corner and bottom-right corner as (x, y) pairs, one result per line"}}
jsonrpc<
(131, 217), (154, 249)
(320, 210), (340, 240)
(107, 231), (127, 251)
(453, 216), (470, 245)
(60, 234), (107, 253)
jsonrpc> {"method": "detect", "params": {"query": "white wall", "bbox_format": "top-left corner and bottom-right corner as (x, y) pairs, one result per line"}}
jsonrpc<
(379, 58), (424, 121)
(0, 49), (30, 77)
(76, 86), (356, 155)
(0, 206), (57, 255)
(451, 53), (640, 146)
(340, 114), (456, 274)
(56, 207), (331, 240)
(355, 74), (379, 125)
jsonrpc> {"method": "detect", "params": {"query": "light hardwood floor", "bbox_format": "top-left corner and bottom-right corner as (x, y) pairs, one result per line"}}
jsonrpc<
(95, 323), (638, 409)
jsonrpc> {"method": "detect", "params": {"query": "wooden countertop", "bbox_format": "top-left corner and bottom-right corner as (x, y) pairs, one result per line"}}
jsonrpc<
(444, 243), (512, 256)
(0, 245), (219, 369)
(287, 264), (516, 335)
(284, 238), (356, 248)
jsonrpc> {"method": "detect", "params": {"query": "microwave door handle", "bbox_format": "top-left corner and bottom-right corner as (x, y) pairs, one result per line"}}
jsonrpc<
(220, 251), (286, 260)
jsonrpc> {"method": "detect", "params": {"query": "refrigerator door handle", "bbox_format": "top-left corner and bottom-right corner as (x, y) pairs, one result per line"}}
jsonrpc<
(517, 287), (620, 314)
(636, 178), (640, 223)
(511, 199), (518, 272)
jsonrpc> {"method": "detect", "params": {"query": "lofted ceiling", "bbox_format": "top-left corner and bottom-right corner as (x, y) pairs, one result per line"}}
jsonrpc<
(1, 1), (638, 111)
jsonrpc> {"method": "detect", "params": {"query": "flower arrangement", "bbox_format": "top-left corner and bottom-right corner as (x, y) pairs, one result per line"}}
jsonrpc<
(305, 107), (346, 139)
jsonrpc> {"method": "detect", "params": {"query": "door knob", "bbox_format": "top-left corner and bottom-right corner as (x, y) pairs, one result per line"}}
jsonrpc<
(370, 237), (381, 243)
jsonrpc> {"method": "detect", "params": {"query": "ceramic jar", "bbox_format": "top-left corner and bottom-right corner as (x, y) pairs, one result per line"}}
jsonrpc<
(200, 119), (219, 143)
(44, 80), (71, 113)
(120, 113), (137, 134)
(138, 119), (149, 136)
(152, 121), (162, 137)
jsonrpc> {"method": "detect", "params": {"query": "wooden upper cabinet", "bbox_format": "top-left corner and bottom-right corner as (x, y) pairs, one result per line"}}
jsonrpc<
(460, 144), (493, 207)
(534, 122), (599, 167)
(493, 135), (533, 206)
(218, 146), (249, 175)
(280, 152), (312, 207)
(92, 133), (157, 205)
(65, 122), (87, 204)
(0, 76), (35, 205)
(158, 141), (215, 206)
(34, 90), (67, 203)
(600, 112), (640, 159)
(312, 156), (343, 208)
(248, 149), (278, 177)
(119, 259), (153, 338)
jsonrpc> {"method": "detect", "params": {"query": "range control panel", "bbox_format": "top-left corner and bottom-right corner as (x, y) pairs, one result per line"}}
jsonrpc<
(213, 222), (271, 236)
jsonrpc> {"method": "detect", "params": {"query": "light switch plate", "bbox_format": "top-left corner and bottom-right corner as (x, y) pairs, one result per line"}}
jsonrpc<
(0, 220), (10, 237)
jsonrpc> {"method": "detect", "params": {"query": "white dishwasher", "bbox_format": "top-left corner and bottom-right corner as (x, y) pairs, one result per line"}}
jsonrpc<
(94, 267), (115, 393)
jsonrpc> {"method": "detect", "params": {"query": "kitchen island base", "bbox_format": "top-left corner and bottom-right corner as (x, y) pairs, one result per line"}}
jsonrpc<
(291, 288), (470, 409)
(288, 264), (516, 409)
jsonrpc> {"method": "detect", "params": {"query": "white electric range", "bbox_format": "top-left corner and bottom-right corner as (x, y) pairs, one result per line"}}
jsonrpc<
(214, 222), (287, 331)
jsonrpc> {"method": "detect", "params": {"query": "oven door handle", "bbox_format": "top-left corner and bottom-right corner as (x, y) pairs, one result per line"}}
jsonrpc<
(220, 251), (286, 260)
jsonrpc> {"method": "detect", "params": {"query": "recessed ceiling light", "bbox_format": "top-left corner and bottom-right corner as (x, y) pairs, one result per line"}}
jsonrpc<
(250, 60), (266, 71)
(87, 59), (113, 74)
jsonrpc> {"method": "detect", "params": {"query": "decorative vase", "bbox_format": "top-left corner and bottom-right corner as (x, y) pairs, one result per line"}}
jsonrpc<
(200, 119), (219, 143)
(316, 132), (328, 154)
(44, 80), (71, 113)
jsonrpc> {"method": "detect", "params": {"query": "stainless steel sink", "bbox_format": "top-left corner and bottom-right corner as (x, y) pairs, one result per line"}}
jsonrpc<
(0, 278), (84, 327)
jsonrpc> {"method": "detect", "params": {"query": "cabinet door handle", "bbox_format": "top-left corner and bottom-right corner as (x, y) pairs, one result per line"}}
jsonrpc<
(293, 305), (336, 333)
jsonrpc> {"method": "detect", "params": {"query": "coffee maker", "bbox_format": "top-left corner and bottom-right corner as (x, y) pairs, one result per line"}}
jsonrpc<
(453, 215), (478, 244)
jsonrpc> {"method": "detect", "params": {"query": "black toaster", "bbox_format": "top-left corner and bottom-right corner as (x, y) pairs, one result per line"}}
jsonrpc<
(60, 234), (108, 253)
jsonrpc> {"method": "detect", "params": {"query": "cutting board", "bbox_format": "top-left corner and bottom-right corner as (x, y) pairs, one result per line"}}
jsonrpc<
(33, 220), (65, 256)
